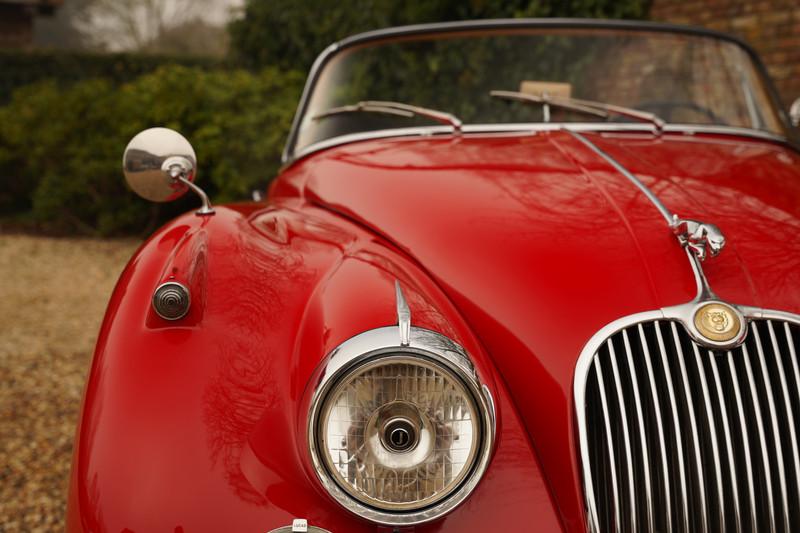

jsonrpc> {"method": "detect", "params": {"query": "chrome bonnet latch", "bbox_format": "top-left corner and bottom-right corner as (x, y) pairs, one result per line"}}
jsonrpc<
(670, 215), (725, 262)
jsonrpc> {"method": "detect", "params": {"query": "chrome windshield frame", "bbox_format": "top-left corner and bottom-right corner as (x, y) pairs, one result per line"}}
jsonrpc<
(282, 18), (792, 164)
(282, 122), (790, 170)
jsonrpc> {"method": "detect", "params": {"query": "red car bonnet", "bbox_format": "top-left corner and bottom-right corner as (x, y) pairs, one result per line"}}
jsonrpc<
(284, 129), (800, 526)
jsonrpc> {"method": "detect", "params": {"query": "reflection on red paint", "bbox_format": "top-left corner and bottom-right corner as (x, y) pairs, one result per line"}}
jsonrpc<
(68, 129), (800, 532)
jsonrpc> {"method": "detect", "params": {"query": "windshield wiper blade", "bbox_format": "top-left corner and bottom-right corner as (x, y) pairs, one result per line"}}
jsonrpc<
(490, 90), (666, 132)
(312, 100), (462, 133)
(490, 90), (607, 121)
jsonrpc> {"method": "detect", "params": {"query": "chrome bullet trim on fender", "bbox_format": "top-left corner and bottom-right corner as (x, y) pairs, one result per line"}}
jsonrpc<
(152, 281), (191, 321)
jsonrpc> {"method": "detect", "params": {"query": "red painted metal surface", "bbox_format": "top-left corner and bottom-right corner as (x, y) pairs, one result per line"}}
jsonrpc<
(67, 129), (800, 532)
(66, 201), (561, 532)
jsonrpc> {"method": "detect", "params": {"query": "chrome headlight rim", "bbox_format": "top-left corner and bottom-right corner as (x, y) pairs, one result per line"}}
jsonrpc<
(307, 326), (495, 526)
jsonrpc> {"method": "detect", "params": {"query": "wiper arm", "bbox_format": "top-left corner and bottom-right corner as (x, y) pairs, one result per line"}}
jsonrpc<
(313, 100), (462, 133)
(490, 90), (606, 122)
(490, 90), (665, 132)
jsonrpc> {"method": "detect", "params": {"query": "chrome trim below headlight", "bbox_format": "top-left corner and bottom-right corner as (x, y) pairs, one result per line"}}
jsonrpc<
(307, 325), (495, 526)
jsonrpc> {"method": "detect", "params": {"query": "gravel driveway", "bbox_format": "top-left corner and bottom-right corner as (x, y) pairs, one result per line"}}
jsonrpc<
(0, 235), (139, 532)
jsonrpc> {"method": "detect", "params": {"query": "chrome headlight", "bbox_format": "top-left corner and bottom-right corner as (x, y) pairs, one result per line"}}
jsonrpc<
(308, 327), (494, 525)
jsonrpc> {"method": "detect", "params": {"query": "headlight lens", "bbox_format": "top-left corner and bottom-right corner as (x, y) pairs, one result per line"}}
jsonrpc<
(317, 355), (481, 510)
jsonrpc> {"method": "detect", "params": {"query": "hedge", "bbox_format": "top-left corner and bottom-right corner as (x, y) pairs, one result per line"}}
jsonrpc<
(0, 65), (304, 236)
(0, 51), (226, 104)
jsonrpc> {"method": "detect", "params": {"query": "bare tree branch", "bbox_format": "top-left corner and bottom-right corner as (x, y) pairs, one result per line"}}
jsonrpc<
(76, 0), (216, 52)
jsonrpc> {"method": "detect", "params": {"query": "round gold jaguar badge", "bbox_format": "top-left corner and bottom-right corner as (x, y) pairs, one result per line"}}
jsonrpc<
(694, 302), (741, 342)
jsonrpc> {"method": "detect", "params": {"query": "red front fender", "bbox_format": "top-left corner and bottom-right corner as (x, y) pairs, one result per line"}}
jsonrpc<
(67, 203), (563, 532)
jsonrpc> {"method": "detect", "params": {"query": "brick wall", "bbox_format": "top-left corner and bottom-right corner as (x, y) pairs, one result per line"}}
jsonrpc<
(0, 5), (34, 49)
(650, 0), (800, 109)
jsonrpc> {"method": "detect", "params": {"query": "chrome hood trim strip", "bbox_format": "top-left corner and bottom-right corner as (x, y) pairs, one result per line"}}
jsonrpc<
(566, 131), (749, 347)
(567, 130), (673, 224)
(283, 123), (791, 169)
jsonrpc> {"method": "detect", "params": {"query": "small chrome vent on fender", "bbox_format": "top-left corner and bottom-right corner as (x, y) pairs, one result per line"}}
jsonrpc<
(577, 317), (800, 532)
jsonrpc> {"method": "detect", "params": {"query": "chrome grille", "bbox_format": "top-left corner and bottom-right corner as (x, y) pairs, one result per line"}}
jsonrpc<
(580, 318), (800, 532)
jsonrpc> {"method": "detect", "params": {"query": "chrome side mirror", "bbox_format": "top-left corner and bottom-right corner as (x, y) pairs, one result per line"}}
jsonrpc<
(122, 127), (214, 215)
(790, 97), (800, 128)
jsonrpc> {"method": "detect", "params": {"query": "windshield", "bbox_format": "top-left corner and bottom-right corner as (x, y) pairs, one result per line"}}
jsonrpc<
(294, 26), (786, 153)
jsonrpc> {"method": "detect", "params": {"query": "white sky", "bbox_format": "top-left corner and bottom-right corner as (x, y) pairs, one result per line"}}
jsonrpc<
(204, 0), (245, 24)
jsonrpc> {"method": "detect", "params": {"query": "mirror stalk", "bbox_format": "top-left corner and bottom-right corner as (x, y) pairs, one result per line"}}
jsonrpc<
(176, 176), (215, 216)
(162, 156), (214, 216)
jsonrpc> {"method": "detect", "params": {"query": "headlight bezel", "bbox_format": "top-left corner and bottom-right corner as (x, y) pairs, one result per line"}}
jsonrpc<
(307, 326), (495, 526)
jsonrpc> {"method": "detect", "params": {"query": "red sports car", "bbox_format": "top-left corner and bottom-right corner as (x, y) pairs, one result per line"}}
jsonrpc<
(67, 19), (800, 533)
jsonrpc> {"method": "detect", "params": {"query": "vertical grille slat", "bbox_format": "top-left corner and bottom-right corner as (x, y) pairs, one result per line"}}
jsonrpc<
(768, 321), (800, 528)
(708, 350), (743, 533)
(752, 323), (790, 532)
(594, 357), (622, 533)
(621, 330), (654, 533)
(654, 320), (691, 532)
(692, 343), (725, 532)
(782, 323), (800, 519)
(670, 322), (708, 532)
(581, 317), (800, 533)
(741, 342), (777, 533)
(606, 339), (637, 532)
(727, 350), (759, 530)
(638, 323), (672, 533)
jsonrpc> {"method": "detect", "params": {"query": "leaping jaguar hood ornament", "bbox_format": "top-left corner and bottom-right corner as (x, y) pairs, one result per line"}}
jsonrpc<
(670, 215), (726, 262)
